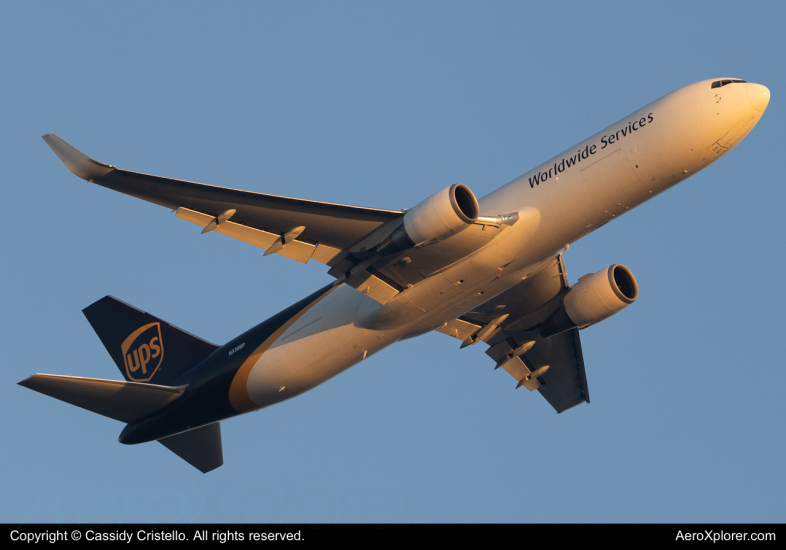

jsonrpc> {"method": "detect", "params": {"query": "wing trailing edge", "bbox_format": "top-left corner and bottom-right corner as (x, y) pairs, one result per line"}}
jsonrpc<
(41, 134), (403, 254)
(437, 252), (590, 412)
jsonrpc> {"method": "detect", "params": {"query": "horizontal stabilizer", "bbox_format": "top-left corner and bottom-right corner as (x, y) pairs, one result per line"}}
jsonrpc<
(18, 374), (186, 423)
(158, 423), (223, 473)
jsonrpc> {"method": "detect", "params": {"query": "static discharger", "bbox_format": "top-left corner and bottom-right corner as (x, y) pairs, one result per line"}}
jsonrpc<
(201, 209), (236, 234)
(264, 226), (306, 256)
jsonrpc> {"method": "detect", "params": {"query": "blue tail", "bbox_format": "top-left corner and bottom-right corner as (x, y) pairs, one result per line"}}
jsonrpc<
(82, 296), (218, 385)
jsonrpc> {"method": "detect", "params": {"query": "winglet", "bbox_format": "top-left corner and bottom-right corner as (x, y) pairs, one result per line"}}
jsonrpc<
(42, 133), (114, 181)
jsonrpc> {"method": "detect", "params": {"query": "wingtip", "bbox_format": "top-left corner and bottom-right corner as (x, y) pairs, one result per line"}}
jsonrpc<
(43, 134), (114, 181)
(18, 374), (38, 388)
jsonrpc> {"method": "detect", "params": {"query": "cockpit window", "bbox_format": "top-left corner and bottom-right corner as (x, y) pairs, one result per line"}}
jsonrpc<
(711, 79), (747, 89)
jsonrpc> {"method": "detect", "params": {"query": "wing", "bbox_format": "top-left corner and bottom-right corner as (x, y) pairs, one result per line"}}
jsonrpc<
(44, 134), (520, 304)
(437, 252), (590, 413)
(43, 134), (404, 266)
(484, 328), (589, 413)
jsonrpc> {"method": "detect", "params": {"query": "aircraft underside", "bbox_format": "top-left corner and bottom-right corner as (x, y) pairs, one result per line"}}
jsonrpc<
(20, 78), (770, 472)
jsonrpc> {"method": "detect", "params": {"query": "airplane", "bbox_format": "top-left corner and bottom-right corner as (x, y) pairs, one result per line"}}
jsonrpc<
(20, 78), (770, 473)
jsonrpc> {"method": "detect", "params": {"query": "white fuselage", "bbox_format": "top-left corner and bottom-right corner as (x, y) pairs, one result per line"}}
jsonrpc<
(243, 79), (769, 410)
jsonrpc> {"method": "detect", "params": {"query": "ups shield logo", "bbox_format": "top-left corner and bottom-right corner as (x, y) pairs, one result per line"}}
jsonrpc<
(121, 322), (164, 382)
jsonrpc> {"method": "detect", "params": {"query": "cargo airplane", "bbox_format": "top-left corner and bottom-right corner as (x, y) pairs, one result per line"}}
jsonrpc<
(20, 78), (770, 472)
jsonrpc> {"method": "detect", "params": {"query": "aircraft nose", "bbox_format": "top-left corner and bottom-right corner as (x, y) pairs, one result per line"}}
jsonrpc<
(745, 83), (770, 112)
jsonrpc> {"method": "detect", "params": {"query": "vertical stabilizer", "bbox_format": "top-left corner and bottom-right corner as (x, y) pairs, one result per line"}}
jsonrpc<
(83, 296), (219, 385)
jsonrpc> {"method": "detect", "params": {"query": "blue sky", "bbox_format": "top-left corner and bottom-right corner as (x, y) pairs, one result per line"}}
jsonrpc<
(2, 1), (784, 522)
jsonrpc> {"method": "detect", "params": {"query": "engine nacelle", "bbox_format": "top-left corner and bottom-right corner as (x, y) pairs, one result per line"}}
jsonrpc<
(540, 264), (638, 338)
(403, 183), (479, 246)
(377, 184), (479, 257)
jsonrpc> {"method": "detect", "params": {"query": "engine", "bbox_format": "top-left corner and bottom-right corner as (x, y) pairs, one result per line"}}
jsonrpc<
(540, 264), (639, 338)
(377, 184), (479, 257)
(403, 183), (479, 246)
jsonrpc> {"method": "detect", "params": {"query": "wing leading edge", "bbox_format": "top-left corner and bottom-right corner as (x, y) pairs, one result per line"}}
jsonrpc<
(42, 134), (522, 306)
(42, 134), (404, 261)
